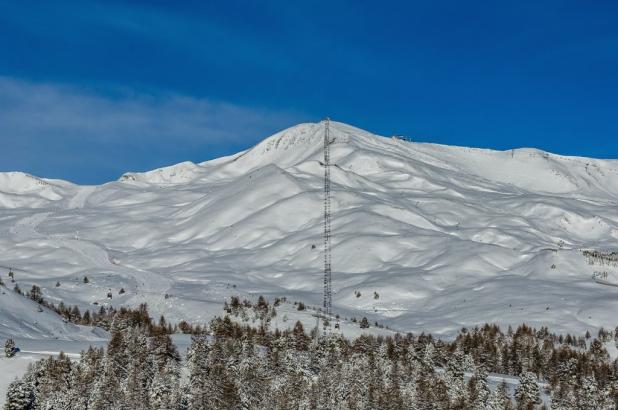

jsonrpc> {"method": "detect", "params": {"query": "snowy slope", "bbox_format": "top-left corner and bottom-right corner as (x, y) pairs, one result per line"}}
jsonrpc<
(2, 120), (618, 340)
(0, 283), (106, 341)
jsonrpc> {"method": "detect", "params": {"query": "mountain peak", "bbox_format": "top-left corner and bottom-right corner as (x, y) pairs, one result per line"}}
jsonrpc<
(250, 120), (373, 151)
(4, 119), (618, 340)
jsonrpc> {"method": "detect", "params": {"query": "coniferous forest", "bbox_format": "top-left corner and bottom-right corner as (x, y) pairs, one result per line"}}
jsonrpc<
(4, 299), (618, 410)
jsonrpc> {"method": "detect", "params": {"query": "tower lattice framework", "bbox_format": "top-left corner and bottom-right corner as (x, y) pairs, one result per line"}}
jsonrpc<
(323, 118), (332, 318)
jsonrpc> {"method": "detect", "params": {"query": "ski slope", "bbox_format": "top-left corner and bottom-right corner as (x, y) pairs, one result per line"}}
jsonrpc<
(2, 120), (618, 342)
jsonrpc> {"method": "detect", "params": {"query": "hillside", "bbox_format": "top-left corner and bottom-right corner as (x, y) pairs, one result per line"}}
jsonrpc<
(2, 120), (618, 339)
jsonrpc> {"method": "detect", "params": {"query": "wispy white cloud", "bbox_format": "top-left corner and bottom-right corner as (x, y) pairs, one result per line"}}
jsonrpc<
(0, 77), (305, 183)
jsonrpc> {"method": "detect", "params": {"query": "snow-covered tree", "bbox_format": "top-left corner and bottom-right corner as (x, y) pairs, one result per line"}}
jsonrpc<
(340, 353), (372, 410)
(4, 339), (16, 358)
(68, 346), (104, 409)
(444, 347), (469, 406)
(4, 379), (35, 410)
(487, 380), (512, 410)
(468, 366), (491, 409)
(149, 362), (180, 410)
(235, 341), (269, 410)
(515, 371), (541, 409)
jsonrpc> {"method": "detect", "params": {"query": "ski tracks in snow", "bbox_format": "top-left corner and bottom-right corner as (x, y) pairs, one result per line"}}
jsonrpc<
(8, 212), (51, 241)
(6, 207), (174, 309)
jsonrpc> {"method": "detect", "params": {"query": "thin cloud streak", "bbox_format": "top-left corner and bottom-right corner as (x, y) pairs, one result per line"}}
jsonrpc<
(0, 77), (305, 184)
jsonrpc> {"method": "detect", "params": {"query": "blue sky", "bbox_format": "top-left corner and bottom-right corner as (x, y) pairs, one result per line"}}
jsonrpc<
(1, 1), (617, 184)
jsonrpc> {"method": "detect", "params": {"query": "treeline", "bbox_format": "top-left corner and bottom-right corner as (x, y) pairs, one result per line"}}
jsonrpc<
(16, 284), (203, 335)
(5, 326), (181, 409)
(225, 295), (384, 331)
(454, 324), (616, 408)
(583, 250), (618, 266)
(6, 309), (618, 409)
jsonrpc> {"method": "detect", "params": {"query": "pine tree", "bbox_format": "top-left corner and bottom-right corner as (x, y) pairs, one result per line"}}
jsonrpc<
(487, 380), (513, 410)
(398, 344), (421, 406)
(4, 338), (16, 357)
(35, 353), (73, 408)
(69, 346), (104, 409)
(340, 353), (372, 410)
(515, 371), (541, 409)
(550, 382), (576, 410)
(420, 342), (436, 374)
(186, 334), (211, 410)
(90, 353), (124, 409)
(271, 337), (312, 409)
(444, 347), (469, 406)
(415, 374), (450, 409)
(575, 375), (601, 410)
(150, 362), (180, 410)
(27, 285), (43, 303)
(150, 332), (181, 373)
(380, 360), (405, 409)
(292, 321), (309, 351)
(4, 379), (35, 410)
(235, 341), (269, 410)
(468, 366), (490, 409)
(315, 366), (341, 409)
(207, 363), (241, 410)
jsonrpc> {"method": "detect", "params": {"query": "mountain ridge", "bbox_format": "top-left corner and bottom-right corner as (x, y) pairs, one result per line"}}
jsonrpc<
(2, 120), (618, 340)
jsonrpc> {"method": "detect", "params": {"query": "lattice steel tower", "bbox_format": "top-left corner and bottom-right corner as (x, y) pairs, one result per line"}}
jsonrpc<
(323, 118), (332, 318)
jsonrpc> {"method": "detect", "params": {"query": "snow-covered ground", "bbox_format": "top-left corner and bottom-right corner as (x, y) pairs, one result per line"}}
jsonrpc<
(2, 120), (618, 341)
(0, 337), (109, 407)
(0, 283), (108, 405)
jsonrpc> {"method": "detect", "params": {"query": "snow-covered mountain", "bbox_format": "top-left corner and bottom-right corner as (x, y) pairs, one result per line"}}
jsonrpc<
(2, 120), (618, 339)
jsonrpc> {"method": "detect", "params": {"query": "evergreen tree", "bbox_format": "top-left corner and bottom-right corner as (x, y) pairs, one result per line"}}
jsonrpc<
(468, 366), (490, 409)
(420, 342), (436, 374)
(235, 341), (269, 410)
(415, 374), (450, 409)
(186, 333), (211, 410)
(515, 371), (541, 409)
(380, 360), (405, 409)
(4, 379), (35, 410)
(575, 375), (607, 410)
(69, 347), (104, 409)
(487, 380), (513, 410)
(4, 339), (16, 358)
(550, 382), (576, 410)
(123, 328), (152, 409)
(6, 311), (618, 410)
(90, 353), (124, 409)
(149, 362), (180, 410)
(444, 347), (469, 406)
(340, 353), (372, 410)
(36, 353), (73, 408)
(27, 285), (43, 303)
(207, 363), (241, 410)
